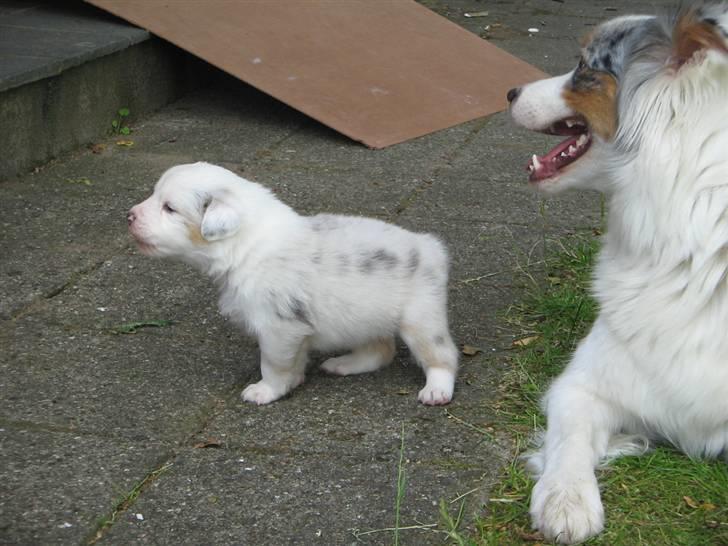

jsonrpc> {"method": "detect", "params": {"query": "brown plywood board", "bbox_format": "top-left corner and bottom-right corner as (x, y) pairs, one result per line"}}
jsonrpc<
(87, 0), (546, 148)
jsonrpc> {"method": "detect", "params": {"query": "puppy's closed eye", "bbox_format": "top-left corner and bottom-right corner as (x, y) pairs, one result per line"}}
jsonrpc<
(163, 203), (176, 214)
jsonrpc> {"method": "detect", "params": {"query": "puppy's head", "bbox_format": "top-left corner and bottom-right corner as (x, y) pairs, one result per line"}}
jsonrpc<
(127, 162), (244, 260)
(508, 6), (728, 193)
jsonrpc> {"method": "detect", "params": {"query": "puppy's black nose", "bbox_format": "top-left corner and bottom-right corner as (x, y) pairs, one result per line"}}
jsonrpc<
(507, 87), (521, 104)
(127, 211), (136, 225)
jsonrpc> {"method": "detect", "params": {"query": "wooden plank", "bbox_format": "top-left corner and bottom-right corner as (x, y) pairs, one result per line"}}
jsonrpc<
(87, 0), (546, 148)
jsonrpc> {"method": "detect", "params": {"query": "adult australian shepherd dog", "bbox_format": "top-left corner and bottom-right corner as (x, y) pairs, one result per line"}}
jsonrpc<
(508, 4), (728, 543)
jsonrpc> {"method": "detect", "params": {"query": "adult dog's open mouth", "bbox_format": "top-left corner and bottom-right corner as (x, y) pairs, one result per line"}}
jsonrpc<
(527, 117), (592, 183)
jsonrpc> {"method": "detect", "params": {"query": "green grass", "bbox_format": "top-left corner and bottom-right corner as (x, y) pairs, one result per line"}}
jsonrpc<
(394, 422), (407, 546)
(460, 233), (728, 545)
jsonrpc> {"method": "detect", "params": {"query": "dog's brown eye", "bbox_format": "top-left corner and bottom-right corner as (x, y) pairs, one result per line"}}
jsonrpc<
(163, 203), (176, 213)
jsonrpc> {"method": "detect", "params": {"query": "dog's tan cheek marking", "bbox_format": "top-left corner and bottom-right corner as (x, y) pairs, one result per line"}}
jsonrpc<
(187, 223), (208, 245)
(562, 73), (618, 140)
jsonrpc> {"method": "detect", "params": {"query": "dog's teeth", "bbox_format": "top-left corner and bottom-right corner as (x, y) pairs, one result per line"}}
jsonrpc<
(576, 134), (588, 147)
(566, 119), (575, 127)
(531, 155), (541, 170)
(568, 145), (577, 155)
(560, 152), (567, 158)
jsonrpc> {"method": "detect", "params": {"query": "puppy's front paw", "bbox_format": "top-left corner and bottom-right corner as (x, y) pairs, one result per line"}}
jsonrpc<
(417, 385), (452, 405)
(241, 382), (281, 405)
(418, 368), (454, 405)
(530, 471), (604, 544)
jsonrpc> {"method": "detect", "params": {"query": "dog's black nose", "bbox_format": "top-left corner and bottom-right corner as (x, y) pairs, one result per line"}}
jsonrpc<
(127, 211), (136, 225)
(507, 87), (521, 104)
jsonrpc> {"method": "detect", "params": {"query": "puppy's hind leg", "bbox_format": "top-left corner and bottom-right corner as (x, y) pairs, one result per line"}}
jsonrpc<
(399, 291), (458, 404)
(321, 337), (396, 376)
(242, 332), (310, 405)
(400, 324), (458, 405)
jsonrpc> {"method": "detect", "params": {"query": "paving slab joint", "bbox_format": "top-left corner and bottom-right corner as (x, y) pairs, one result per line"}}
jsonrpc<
(4, 252), (115, 324)
(390, 117), (491, 218)
(84, 458), (176, 545)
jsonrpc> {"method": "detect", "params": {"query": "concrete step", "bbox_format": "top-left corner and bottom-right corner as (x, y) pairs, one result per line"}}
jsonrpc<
(0, 0), (200, 180)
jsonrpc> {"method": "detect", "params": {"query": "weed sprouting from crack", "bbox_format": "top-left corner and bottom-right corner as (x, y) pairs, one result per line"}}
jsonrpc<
(349, 423), (443, 543)
(86, 461), (173, 545)
(108, 319), (175, 335)
(439, 497), (468, 546)
(394, 422), (406, 546)
(444, 408), (496, 442)
(111, 107), (131, 135)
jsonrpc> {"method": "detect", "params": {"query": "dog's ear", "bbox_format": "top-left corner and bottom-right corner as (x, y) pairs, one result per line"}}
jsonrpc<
(200, 198), (240, 241)
(672, 9), (728, 68)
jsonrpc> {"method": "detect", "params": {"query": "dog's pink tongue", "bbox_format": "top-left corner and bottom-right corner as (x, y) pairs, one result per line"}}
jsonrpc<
(527, 152), (557, 182)
(527, 133), (591, 182)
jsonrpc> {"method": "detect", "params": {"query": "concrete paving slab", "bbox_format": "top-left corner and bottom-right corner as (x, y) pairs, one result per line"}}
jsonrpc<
(1, 252), (251, 444)
(0, 428), (170, 545)
(0, 150), (179, 319)
(100, 424), (505, 546)
(423, 0), (659, 75)
(125, 83), (307, 166)
(396, 112), (605, 230)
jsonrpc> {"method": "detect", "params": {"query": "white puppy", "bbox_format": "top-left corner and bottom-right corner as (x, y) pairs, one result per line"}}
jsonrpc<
(127, 162), (458, 405)
(508, 6), (728, 544)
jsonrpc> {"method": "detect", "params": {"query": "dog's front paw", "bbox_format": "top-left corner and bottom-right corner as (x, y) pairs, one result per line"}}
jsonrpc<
(241, 381), (282, 405)
(530, 471), (604, 544)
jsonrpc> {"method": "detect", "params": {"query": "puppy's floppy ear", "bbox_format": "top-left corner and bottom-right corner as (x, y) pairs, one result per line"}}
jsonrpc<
(672, 8), (728, 67)
(200, 197), (240, 241)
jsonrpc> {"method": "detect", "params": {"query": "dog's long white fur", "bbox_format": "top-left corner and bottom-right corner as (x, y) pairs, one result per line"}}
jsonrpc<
(128, 163), (458, 405)
(510, 8), (728, 544)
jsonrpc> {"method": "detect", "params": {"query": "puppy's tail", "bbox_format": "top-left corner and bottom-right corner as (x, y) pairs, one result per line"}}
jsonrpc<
(417, 233), (450, 274)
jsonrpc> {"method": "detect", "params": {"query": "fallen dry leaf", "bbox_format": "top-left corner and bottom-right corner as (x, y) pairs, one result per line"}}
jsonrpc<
(683, 495), (699, 509)
(116, 139), (134, 147)
(513, 335), (540, 347)
(516, 527), (544, 542)
(89, 143), (107, 154)
(461, 344), (483, 356)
